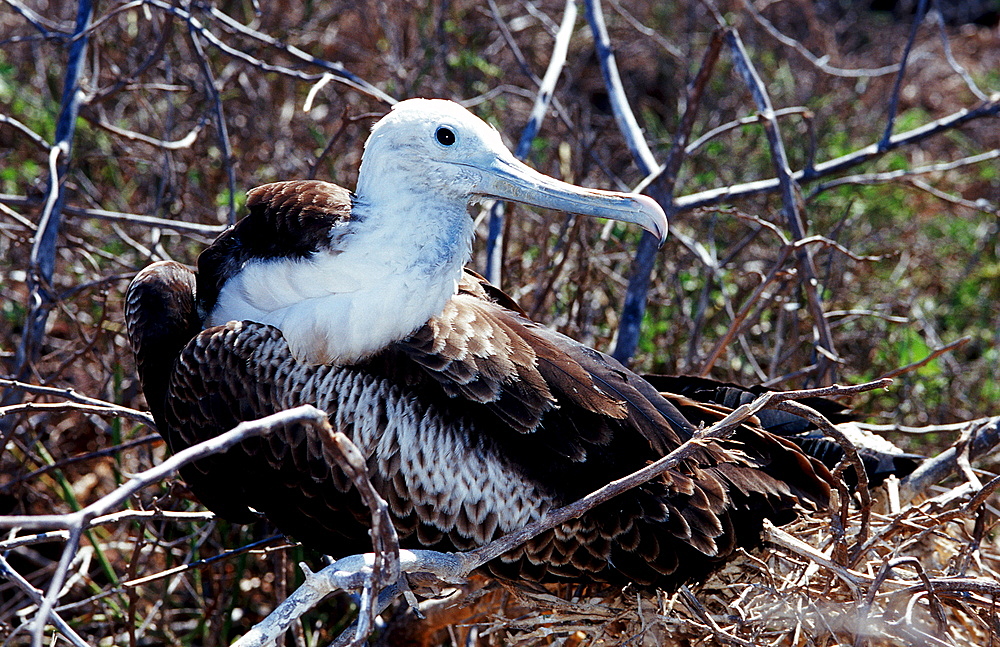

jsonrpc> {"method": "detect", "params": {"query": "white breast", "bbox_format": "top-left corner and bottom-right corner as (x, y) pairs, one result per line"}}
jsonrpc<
(207, 197), (476, 365)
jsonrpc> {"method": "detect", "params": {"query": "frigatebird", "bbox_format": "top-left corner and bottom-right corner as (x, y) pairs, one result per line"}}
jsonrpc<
(126, 99), (841, 588)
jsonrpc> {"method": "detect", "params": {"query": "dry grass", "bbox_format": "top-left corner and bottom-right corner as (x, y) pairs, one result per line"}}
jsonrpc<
(367, 472), (1000, 646)
(474, 486), (1000, 646)
(1, 0), (998, 644)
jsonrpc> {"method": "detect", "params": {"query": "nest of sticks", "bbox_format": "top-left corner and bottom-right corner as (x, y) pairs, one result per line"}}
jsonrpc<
(386, 438), (999, 647)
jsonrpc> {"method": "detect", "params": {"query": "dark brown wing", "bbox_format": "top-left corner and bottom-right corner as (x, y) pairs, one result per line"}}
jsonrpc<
(643, 374), (855, 435)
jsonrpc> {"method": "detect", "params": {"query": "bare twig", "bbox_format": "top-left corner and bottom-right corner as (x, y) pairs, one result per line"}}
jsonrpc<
(910, 177), (999, 215)
(932, 6), (987, 101)
(964, 473), (1000, 515)
(0, 553), (90, 647)
(132, 0), (394, 105)
(321, 429), (403, 645)
(0, 405), (328, 647)
(698, 243), (792, 375)
(607, 0), (683, 59)
(467, 379), (890, 568)
(93, 116), (204, 150)
(583, 0), (658, 173)
(0, 400), (155, 426)
(201, 3), (395, 105)
(612, 27), (724, 364)
(485, 0), (577, 285)
(861, 556), (947, 643)
(740, 0), (900, 78)
(1, 434), (160, 494)
(900, 417), (1000, 502)
(0, 377), (147, 411)
(2, 17), (100, 502)
(0, 113), (51, 150)
(0, 510), (215, 552)
(763, 520), (865, 598)
(309, 109), (382, 180)
(881, 0), (929, 148)
(0, 193), (227, 234)
(808, 150), (1000, 200)
(678, 586), (756, 646)
(725, 28), (838, 384)
(671, 96), (1000, 211)
(186, 15), (236, 226)
(3, 0), (93, 426)
(3, 0), (71, 36)
(122, 536), (283, 588)
(773, 399), (872, 560)
(0, 406), (328, 531)
(678, 106), (812, 160)
(878, 337), (971, 380)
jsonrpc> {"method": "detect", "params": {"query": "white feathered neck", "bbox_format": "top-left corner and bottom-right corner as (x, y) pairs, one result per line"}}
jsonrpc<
(207, 102), (484, 365)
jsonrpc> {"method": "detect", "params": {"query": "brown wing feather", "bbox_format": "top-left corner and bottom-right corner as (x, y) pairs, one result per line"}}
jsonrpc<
(197, 180), (354, 317)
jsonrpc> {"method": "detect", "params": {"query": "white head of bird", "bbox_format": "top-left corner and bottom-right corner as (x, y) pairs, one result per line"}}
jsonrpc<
(207, 98), (667, 365)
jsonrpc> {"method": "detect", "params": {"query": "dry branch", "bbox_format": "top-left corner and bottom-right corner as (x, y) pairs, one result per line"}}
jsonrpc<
(901, 417), (1000, 501)
(725, 28), (839, 384)
(671, 95), (1000, 211)
(0, 406), (330, 647)
(5, 0), (93, 408)
(613, 27), (725, 364)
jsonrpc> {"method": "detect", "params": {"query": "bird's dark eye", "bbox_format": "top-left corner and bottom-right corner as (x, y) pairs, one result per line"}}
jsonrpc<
(435, 126), (456, 146)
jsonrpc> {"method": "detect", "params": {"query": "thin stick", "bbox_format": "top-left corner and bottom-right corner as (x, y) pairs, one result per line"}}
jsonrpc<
(932, 7), (987, 101)
(900, 417), (1000, 502)
(0, 553), (91, 647)
(612, 27), (724, 364)
(880, 0), (929, 149)
(186, 15), (236, 226)
(698, 244), (792, 375)
(678, 106), (812, 161)
(808, 150), (1000, 199)
(202, 3), (395, 105)
(0, 113), (50, 150)
(0, 510), (216, 551)
(740, 0), (899, 78)
(0, 401), (155, 426)
(583, 0), (658, 173)
(321, 429), (402, 643)
(3, 434), (160, 494)
(2, 405), (330, 645)
(122, 536), (283, 588)
(670, 97), (1000, 211)
(725, 28), (838, 384)
(0, 406), (328, 530)
(0, 194), (228, 234)
(2, 0), (94, 464)
(485, 0), (577, 285)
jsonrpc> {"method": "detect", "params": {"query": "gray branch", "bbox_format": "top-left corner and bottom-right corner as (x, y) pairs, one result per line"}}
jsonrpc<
(724, 28), (839, 384)
(3, 0), (93, 415)
(485, 0), (578, 285)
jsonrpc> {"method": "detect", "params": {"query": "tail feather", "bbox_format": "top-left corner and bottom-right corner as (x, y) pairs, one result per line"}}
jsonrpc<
(645, 374), (922, 487)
